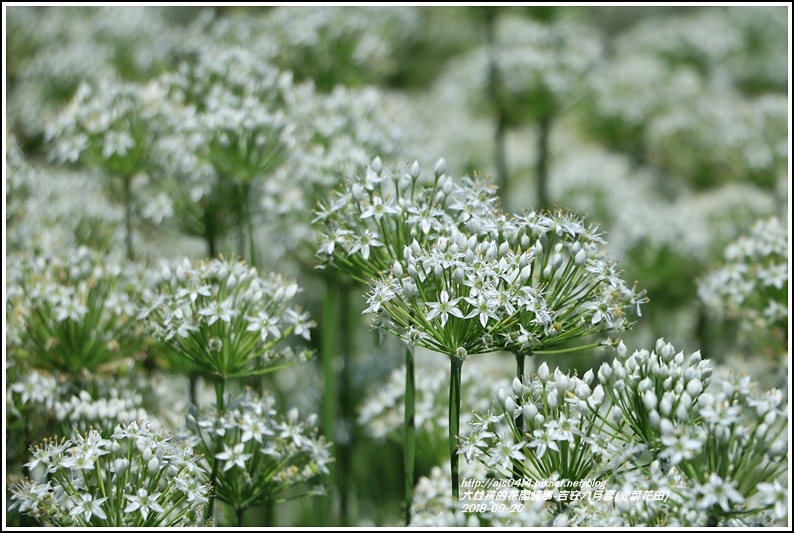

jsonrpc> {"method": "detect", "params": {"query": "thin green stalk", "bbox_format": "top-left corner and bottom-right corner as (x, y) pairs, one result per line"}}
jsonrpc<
(535, 115), (553, 211)
(339, 284), (357, 527)
(123, 174), (134, 260)
(484, 8), (509, 201)
(235, 507), (245, 527)
(243, 182), (257, 268)
(513, 352), (525, 480)
(205, 378), (226, 523)
(404, 347), (416, 525)
(449, 358), (463, 500)
(320, 277), (340, 525)
(189, 374), (198, 408)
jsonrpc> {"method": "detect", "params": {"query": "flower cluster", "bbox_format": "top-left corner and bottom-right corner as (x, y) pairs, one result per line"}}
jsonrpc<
(597, 338), (712, 453)
(461, 363), (612, 486)
(315, 157), (498, 283)
(455, 338), (788, 526)
(46, 78), (163, 175)
(598, 340), (788, 524)
(6, 246), (144, 375)
(140, 257), (314, 380)
(698, 216), (788, 342)
(9, 371), (153, 437)
(10, 422), (210, 527)
(366, 210), (646, 359)
(186, 390), (332, 511)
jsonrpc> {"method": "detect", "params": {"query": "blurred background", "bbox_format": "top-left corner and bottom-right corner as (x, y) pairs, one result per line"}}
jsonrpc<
(4, 5), (789, 527)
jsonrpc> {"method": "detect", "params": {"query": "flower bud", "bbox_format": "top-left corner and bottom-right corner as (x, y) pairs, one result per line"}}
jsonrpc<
(659, 393), (674, 416)
(648, 410), (661, 429)
(686, 379), (703, 397)
(148, 455), (160, 474)
(392, 261), (403, 278)
(574, 380), (590, 401)
(521, 264), (532, 282)
(504, 396), (517, 415)
(523, 402), (538, 421)
(512, 377), (524, 396)
(537, 362), (550, 382)
(598, 362), (612, 381)
(434, 157), (447, 178)
(351, 183), (364, 201)
(642, 390), (658, 411)
(410, 161), (420, 179)
(497, 387), (508, 406)
(371, 156), (383, 173)
(574, 248), (586, 265)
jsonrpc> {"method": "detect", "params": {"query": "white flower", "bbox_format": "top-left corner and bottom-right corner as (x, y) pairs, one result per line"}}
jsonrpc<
(70, 493), (108, 522)
(124, 488), (165, 520)
(756, 479), (787, 519)
(526, 429), (559, 459)
(425, 289), (464, 327)
(696, 473), (744, 513)
(198, 298), (238, 325)
(216, 443), (252, 472)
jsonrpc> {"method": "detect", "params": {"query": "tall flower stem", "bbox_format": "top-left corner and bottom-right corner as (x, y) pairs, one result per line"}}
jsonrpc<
(122, 174), (134, 260)
(338, 284), (357, 526)
(449, 358), (463, 500)
(243, 182), (257, 268)
(513, 352), (525, 480)
(535, 115), (553, 211)
(235, 507), (245, 527)
(205, 378), (226, 523)
(404, 347), (416, 525)
(484, 8), (509, 201)
(320, 276), (340, 525)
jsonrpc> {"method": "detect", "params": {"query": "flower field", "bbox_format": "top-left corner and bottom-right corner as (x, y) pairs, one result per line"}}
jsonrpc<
(4, 5), (790, 528)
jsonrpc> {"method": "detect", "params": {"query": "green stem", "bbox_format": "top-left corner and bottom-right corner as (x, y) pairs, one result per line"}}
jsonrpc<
(189, 374), (198, 409)
(320, 277), (340, 525)
(123, 174), (134, 260)
(449, 358), (463, 500)
(205, 378), (226, 523)
(536, 115), (553, 211)
(404, 347), (416, 525)
(235, 506), (245, 527)
(484, 9), (509, 202)
(513, 352), (525, 480)
(339, 284), (357, 526)
(243, 182), (256, 268)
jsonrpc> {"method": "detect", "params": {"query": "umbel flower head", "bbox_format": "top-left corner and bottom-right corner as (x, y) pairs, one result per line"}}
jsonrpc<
(314, 156), (499, 283)
(6, 246), (144, 375)
(461, 364), (612, 486)
(46, 77), (163, 176)
(698, 216), (788, 345)
(140, 257), (314, 380)
(10, 422), (210, 527)
(366, 210), (646, 360)
(186, 390), (332, 511)
(596, 338), (713, 452)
